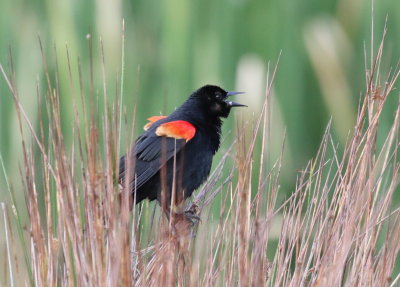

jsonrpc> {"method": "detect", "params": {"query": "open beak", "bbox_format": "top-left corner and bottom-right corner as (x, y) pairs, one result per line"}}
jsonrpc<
(226, 91), (247, 107)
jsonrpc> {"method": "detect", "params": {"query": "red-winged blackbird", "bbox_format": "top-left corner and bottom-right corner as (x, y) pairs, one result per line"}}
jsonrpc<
(119, 85), (246, 220)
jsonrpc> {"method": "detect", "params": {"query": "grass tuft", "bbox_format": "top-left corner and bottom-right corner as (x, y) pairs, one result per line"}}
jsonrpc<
(1, 23), (400, 287)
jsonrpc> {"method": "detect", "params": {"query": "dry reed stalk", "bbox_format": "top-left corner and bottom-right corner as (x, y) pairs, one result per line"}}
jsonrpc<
(1, 20), (399, 287)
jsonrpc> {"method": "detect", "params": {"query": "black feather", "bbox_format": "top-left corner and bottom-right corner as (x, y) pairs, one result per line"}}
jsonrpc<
(118, 85), (245, 212)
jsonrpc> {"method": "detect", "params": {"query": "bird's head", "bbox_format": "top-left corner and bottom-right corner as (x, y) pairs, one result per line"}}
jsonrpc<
(190, 85), (247, 119)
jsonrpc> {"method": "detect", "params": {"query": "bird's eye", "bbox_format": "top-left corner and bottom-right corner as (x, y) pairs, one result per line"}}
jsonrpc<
(215, 92), (222, 99)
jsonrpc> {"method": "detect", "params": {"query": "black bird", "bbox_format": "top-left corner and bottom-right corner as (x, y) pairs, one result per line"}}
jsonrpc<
(119, 85), (246, 221)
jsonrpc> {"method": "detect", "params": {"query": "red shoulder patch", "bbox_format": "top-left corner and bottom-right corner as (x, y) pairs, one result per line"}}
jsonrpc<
(143, 115), (167, 131)
(155, 120), (196, 142)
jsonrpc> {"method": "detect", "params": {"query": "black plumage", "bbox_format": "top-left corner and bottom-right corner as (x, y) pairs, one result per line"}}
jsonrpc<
(119, 85), (245, 216)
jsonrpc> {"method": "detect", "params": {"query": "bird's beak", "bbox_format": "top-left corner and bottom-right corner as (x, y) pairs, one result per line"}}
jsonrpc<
(227, 91), (244, 97)
(226, 91), (247, 107)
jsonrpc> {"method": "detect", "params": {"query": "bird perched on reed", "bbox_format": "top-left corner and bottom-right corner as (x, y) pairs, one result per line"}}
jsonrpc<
(119, 85), (245, 223)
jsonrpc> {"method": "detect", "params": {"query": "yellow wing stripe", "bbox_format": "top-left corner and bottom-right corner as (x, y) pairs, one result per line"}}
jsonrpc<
(143, 115), (167, 131)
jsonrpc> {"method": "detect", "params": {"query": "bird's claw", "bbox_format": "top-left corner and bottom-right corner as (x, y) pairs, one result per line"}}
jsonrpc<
(184, 210), (201, 226)
(170, 207), (201, 233)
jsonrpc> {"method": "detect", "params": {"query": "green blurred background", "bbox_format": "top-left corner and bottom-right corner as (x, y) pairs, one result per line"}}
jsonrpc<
(1, 0), (400, 221)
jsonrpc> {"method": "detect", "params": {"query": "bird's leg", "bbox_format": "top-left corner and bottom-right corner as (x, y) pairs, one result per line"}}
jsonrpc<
(184, 203), (201, 225)
(164, 201), (200, 229)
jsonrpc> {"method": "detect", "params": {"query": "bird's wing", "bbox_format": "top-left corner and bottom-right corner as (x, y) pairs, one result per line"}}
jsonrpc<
(143, 115), (167, 131)
(119, 120), (196, 190)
